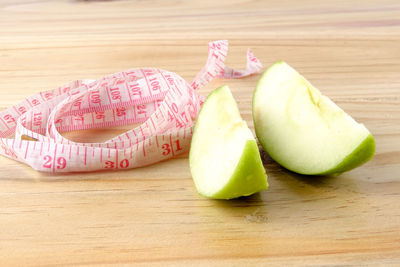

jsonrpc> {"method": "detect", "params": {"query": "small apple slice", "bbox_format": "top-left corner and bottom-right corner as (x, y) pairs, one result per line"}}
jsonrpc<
(189, 85), (268, 199)
(253, 61), (375, 175)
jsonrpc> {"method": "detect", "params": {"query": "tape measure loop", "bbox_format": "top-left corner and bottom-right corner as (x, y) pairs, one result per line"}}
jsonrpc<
(0, 40), (262, 172)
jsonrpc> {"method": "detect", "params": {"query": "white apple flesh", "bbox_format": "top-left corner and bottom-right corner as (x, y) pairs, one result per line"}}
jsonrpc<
(253, 62), (375, 175)
(189, 85), (268, 199)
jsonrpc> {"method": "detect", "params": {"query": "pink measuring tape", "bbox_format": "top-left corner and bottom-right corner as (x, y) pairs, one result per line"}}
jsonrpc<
(0, 40), (262, 172)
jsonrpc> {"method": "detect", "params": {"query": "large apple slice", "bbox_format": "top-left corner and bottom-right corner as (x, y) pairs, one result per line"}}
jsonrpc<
(189, 85), (268, 199)
(253, 62), (375, 175)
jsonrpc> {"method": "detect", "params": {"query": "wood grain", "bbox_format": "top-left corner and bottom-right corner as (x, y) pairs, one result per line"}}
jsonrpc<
(0, 0), (399, 265)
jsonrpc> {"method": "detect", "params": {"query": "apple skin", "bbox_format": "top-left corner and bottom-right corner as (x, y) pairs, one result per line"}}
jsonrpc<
(207, 140), (268, 200)
(317, 134), (375, 175)
(189, 85), (268, 200)
(252, 61), (375, 176)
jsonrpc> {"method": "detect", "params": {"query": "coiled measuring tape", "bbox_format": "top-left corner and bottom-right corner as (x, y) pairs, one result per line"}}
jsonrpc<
(0, 40), (262, 172)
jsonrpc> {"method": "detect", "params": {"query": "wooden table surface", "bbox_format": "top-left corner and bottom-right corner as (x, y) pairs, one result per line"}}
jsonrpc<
(1, 0), (399, 266)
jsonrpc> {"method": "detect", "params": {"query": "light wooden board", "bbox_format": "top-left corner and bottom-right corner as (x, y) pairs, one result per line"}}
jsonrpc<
(0, 0), (399, 265)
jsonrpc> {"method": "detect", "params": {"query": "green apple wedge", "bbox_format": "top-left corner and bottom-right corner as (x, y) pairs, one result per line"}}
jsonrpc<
(189, 85), (268, 199)
(252, 61), (375, 176)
